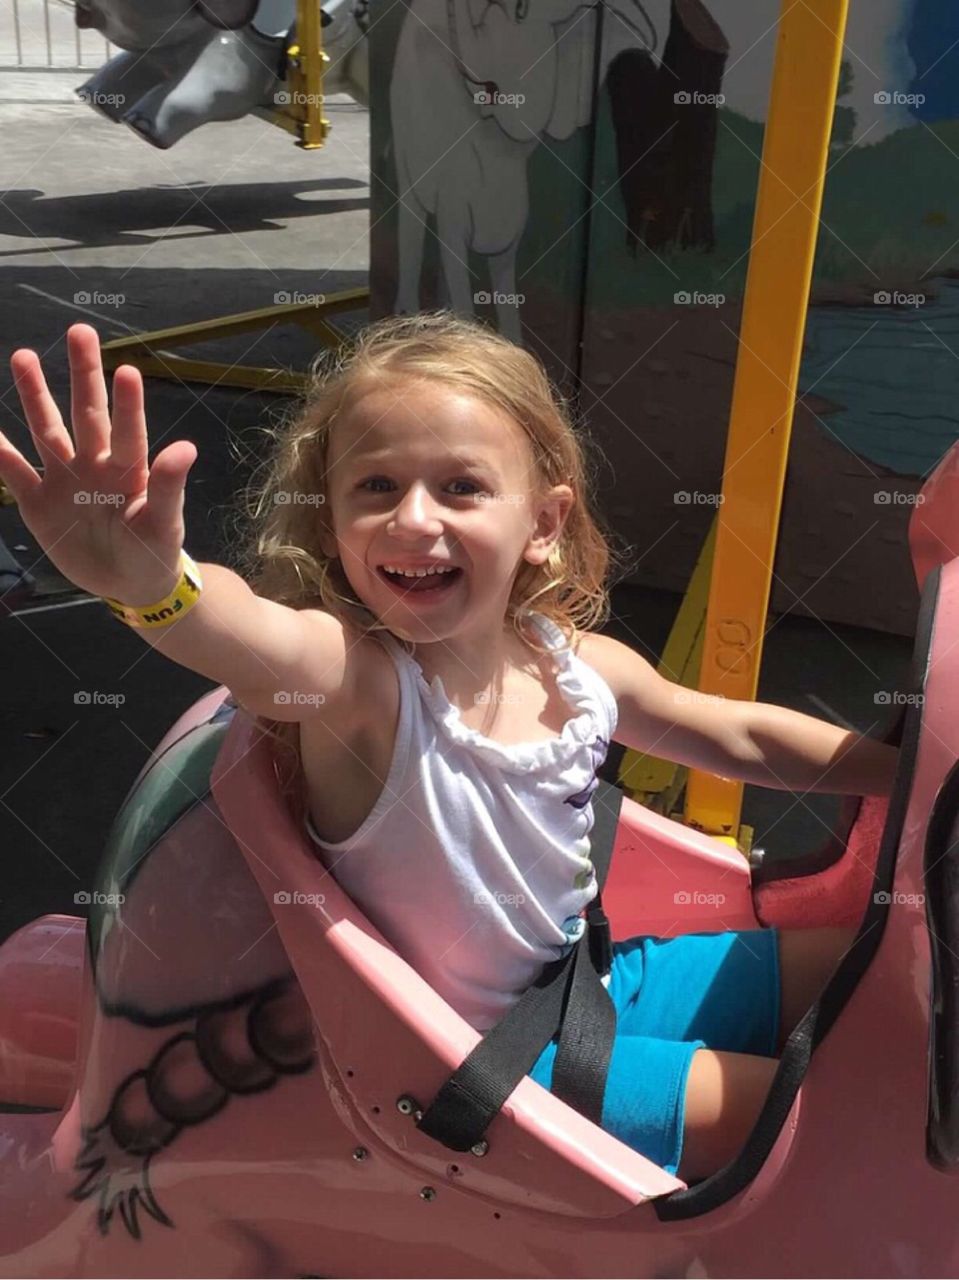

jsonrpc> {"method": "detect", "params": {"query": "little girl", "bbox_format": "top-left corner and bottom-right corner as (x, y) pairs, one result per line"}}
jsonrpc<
(1, 312), (897, 1184)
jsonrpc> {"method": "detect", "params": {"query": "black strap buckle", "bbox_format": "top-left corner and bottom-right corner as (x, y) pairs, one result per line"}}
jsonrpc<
(586, 894), (613, 977)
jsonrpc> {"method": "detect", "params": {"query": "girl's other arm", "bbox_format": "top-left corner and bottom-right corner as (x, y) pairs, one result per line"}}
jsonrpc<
(584, 633), (898, 797)
(727, 700), (899, 797)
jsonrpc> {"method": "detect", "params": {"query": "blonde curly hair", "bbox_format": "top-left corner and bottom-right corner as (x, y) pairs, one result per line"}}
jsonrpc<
(230, 309), (629, 824)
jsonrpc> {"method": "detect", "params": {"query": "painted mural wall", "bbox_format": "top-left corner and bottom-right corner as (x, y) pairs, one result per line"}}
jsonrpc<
(370, 0), (959, 636)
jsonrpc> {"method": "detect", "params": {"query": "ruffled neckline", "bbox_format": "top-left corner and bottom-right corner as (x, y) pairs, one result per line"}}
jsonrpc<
(395, 612), (604, 774)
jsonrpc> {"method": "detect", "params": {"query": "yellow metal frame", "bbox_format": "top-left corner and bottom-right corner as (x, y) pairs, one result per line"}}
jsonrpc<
(99, 288), (369, 394)
(99, 0), (364, 394)
(617, 0), (849, 853)
(251, 0), (331, 149)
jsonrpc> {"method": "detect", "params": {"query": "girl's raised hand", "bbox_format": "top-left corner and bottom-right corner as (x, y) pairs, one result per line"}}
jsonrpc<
(0, 324), (198, 606)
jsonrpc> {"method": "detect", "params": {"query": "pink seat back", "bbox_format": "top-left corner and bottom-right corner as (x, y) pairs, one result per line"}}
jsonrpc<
(211, 710), (685, 1212)
(910, 439), (959, 591)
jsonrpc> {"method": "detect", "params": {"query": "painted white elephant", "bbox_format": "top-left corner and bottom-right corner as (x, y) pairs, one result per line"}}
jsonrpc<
(75, 0), (369, 150)
(390, 0), (657, 342)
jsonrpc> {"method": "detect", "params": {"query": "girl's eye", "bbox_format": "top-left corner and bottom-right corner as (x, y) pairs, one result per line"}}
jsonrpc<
(356, 477), (483, 496)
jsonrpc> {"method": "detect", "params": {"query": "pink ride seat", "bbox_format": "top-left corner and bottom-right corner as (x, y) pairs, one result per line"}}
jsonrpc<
(0, 691), (886, 1120)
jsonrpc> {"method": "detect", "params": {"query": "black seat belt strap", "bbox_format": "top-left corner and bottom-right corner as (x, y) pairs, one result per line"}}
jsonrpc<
(551, 781), (622, 1122)
(585, 780), (621, 976)
(416, 779), (624, 1152)
(415, 950), (576, 1151)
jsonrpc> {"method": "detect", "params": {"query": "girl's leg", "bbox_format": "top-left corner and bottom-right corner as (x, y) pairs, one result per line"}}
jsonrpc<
(677, 924), (860, 1182)
(775, 925), (860, 1051)
(678, 1049), (780, 1182)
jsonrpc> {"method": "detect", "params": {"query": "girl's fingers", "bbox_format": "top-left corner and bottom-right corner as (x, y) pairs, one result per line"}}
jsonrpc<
(67, 324), (111, 463)
(9, 349), (77, 473)
(108, 365), (149, 479)
(139, 440), (197, 538)
(0, 428), (43, 505)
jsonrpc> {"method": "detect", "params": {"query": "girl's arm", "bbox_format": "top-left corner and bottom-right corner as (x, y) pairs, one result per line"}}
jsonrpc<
(0, 324), (362, 724)
(133, 562), (367, 722)
(726, 699), (899, 797)
(583, 632), (899, 797)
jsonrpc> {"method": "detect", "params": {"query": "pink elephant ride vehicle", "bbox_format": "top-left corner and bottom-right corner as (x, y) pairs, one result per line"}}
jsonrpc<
(1, 446), (958, 1278)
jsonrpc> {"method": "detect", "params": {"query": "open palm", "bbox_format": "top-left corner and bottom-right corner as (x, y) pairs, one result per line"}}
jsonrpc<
(0, 324), (197, 606)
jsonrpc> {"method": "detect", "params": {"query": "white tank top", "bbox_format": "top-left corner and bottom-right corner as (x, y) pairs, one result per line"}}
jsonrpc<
(305, 612), (619, 1032)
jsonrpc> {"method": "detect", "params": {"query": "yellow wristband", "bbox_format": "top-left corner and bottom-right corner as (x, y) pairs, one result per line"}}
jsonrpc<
(103, 551), (203, 628)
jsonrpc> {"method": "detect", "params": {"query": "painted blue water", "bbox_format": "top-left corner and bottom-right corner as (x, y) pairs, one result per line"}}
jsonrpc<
(909, 0), (959, 122)
(799, 277), (959, 476)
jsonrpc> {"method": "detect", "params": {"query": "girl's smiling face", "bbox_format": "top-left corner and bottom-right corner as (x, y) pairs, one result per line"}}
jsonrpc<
(319, 379), (573, 645)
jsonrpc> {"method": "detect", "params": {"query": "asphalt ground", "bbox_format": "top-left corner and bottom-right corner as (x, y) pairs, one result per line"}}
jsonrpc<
(0, 72), (914, 946)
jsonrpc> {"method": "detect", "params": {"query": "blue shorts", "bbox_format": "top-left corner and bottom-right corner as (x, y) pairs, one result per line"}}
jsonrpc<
(528, 928), (781, 1176)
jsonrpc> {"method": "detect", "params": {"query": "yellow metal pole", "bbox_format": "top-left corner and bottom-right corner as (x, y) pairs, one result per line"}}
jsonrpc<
(682, 0), (850, 840)
(298, 0), (329, 148)
(255, 0), (330, 147)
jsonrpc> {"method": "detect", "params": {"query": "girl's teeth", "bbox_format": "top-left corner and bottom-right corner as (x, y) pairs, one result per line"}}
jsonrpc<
(383, 565), (455, 578)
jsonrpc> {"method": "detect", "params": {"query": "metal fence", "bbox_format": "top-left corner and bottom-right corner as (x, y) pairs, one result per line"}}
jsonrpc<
(2, 0), (113, 69)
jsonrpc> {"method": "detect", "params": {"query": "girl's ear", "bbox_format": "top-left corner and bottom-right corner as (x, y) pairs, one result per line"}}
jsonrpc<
(318, 518), (338, 561)
(524, 484), (574, 566)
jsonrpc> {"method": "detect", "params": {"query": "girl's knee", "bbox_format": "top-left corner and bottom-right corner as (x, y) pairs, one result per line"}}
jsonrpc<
(677, 1049), (779, 1183)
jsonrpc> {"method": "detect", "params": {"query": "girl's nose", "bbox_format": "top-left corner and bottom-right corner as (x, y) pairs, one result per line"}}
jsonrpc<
(387, 482), (443, 537)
